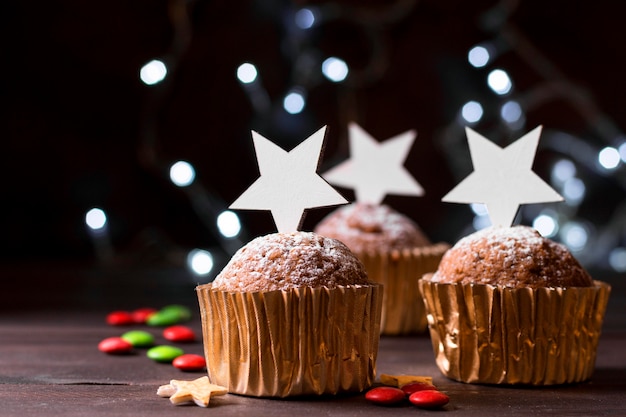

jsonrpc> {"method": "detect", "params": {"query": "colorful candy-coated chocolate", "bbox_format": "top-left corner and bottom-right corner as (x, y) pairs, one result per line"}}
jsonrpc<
(172, 354), (206, 372)
(364, 386), (406, 405)
(121, 330), (155, 348)
(146, 345), (184, 363)
(408, 390), (450, 408)
(146, 305), (192, 327)
(163, 325), (196, 343)
(401, 381), (437, 396)
(98, 337), (133, 354)
(106, 311), (134, 326)
(131, 308), (157, 324)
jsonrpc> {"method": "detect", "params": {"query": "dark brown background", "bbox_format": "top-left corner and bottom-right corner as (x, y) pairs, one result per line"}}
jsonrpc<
(2, 0), (625, 310)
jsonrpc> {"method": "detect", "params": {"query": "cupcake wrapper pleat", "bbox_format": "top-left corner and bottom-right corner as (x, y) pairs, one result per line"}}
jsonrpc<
(419, 279), (611, 385)
(360, 243), (448, 335)
(196, 283), (383, 397)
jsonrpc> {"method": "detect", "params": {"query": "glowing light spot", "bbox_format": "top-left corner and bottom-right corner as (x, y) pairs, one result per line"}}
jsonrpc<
(237, 63), (258, 84)
(295, 8), (315, 29)
(500, 100), (522, 123)
(187, 249), (214, 276)
(283, 90), (305, 114)
(472, 215), (491, 230)
(563, 177), (585, 204)
(217, 210), (241, 238)
(470, 203), (488, 216)
(85, 208), (107, 231)
(561, 222), (588, 252)
(461, 101), (483, 123)
(618, 141), (626, 163)
(468, 45), (490, 68)
(598, 146), (620, 170)
(140, 60), (167, 85)
(487, 69), (512, 95)
(609, 247), (626, 272)
(551, 159), (576, 185)
(533, 214), (558, 238)
(322, 57), (349, 82)
(169, 161), (196, 187)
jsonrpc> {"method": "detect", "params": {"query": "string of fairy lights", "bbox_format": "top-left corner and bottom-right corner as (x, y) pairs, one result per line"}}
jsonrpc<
(83, 0), (626, 278)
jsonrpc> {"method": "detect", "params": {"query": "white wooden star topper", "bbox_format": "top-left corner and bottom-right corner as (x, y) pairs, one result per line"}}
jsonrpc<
(230, 126), (347, 232)
(322, 122), (424, 204)
(443, 126), (563, 227)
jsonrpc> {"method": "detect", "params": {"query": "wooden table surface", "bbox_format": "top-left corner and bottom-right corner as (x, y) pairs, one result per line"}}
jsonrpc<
(1, 264), (625, 416)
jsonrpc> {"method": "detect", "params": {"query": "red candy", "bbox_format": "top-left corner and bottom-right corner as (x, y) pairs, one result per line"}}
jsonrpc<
(163, 325), (196, 343)
(98, 337), (133, 354)
(106, 311), (134, 326)
(172, 354), (206, 371)
(131, 308), (157, 324)
(409, 390), (450, 408)
(365, 386), (406, 405)
(401, 381), (437, 396)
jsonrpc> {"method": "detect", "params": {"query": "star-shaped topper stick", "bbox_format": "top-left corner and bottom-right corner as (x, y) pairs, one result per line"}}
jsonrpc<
(230, 126), (348, 232)
(322, 122), (424, 204)
(443, 125), (563, 228)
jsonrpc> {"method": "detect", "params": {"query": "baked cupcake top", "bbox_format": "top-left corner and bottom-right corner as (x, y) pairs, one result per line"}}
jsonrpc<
(314, 202), (430, 254)
(425, 225), (593, 288)
(211, 231), (372, 292)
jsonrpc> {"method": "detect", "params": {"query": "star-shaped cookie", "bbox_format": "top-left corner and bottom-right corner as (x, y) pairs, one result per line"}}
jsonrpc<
(443, 126), (563, 227)
(323, 122), (424, 204)
(157, 376), (227, 407)
(230, 126), (347, 232)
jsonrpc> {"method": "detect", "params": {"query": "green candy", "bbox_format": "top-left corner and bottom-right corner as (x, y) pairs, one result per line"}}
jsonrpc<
(120, 330), (154, 348)
(146, 305), (192, 327)
(147, 345), (184, 363)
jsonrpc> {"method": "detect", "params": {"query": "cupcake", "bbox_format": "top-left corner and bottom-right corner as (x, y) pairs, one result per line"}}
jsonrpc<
(314, 202), (449, 335)
(420, 225), (611, 385)
(196, 231), (383, 397)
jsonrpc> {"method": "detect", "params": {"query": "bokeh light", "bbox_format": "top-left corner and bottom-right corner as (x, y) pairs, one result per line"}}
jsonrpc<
(85, 208), (107, 231)
(187, 249), (214, 276)
(283, 90), (306, 114)
(139, 59), (167, 85)
(598, 146), (620, 170)
(487, 69), (512, 95)
(237, 63), (258, 84)
(461, 101), (483, 123)
(169, 161), (196, 187)
(322, 57), (349, 82)
(468, 45), (490, 68)
(217, 210), (241, 238)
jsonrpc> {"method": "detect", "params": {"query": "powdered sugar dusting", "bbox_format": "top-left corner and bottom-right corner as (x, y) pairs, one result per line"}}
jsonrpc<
(314, 202), (430, 254)
(427, 225), (593, 288)
(211, 231), (372, 292)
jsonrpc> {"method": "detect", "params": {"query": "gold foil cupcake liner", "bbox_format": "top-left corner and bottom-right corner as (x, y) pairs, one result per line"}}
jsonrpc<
(196, 283), (383, 397)
(419, 279), (611, 385)
(359, 243), (449, 335)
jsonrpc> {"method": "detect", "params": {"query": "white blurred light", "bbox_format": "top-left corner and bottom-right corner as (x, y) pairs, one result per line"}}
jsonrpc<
(461, 101), (483, 123)
(472, 215), (491, 230)
(533, 214), (558, 238)
(609, 247), (626, 272)
(561, 222), (588, 251)
(217, 210), (241, 238)
(468, 45), (490, 68)
(169, 161), (196, 187)
(187, 249), (214, 276)
(283, 91), (306, 114)
(551, 159), (576, 185)
(295, 8), (315, 29)
(140, 60), (167, 85)
(618, 141), (626, 163)
(322, 57), (349, 82)
(563, 177), (586, 204)
(598, 146), (620, 170)
(470, 203), (489, 216)
(500, 100), (522, 123)
(487, 69), (512, 95)
(85, 208), (107, 231)
(237, 63), (258, 84)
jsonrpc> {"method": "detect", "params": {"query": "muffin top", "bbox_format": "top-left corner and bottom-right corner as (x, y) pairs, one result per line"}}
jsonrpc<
(211, 231), (372, 292)
(314, 202), (430, 254)
(425, 225), (593, 288)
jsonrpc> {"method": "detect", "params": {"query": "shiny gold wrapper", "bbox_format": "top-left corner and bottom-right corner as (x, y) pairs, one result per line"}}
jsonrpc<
(359, 243), (449, 335)
(419, 279), (611, 385)
(196, 283), (383, 397)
